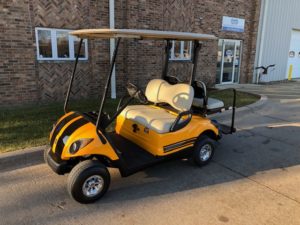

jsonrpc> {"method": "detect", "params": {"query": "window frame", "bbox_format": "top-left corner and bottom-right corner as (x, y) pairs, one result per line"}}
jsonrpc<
(35, 27), (88, 61)
(169, 40), (193, 61)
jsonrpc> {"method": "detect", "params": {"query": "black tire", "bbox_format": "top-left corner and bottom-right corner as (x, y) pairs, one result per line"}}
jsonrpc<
(44, 147), (51, 164)
(193, 135), (215, 167)
(67, 160), (110, 204)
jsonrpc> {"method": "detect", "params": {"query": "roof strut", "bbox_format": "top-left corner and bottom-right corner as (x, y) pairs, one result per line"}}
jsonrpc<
(190, 41), (202, 85)
(64, 38), (83, 113)
(162, 40), (172, 80)
(95, 37), (121, 139)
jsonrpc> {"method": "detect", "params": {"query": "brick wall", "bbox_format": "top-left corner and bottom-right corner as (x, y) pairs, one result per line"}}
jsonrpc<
(30, 0), (110, 101)
(0, 0), (38, 104)
(116, 0), (261, 88)
(0, 0), (261, 105)
(0, 0), (111, 105)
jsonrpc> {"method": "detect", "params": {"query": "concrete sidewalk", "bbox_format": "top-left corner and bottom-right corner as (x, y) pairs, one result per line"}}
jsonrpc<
(216, 81), (300, 99)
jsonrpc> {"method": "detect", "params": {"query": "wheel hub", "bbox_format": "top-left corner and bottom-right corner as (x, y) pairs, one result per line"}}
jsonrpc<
(199, 144), (212, 161)
(82, 175), (104, 197)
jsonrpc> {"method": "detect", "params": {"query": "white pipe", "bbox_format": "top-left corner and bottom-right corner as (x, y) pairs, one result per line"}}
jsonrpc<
(109, 0), (116, 99)
(254, 0), (269, 84)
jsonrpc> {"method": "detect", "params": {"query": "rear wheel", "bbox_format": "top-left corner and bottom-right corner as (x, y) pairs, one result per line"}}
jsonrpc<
(193, 135), (215, 167)
(67, 160), (110, 204)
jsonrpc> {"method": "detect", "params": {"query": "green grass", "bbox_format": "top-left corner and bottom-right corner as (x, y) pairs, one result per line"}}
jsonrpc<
(0, 90), (259, 153)
(208, 89), (260, 108)
(0, 99), (119, 153)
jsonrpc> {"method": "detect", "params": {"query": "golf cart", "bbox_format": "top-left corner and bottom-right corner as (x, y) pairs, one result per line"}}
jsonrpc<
(45, 29), (236, 204)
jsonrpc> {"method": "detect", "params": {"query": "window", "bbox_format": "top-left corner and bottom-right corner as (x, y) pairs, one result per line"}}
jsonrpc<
(37, 29), (52, 58)
(56, 31), (70, 58)
(35, 28), (88, 61)
(169, 41), (192, 61)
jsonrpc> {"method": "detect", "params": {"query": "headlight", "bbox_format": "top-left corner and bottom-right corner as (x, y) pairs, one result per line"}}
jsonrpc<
(63, 136), (69, 144)
(69, 138), (94, 154)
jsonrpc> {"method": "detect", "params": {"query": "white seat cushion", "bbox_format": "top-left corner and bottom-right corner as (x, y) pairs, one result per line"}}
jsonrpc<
(145, 79), (194, 112)
(119, 79), (194, 134)
(120, 105), (177, 134)
(193, 97), (224, 110)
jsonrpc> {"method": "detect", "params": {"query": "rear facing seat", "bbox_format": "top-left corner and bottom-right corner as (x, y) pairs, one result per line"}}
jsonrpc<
(192, 80), (224, 111)
(193, 97), (224, 110)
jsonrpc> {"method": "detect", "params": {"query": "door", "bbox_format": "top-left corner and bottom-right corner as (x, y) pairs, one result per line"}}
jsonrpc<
(287, 30), (300, 79)
(216, 39), (242, 84)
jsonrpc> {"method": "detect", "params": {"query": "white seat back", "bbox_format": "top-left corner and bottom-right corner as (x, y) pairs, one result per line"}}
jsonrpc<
(145, 79), (194, 112)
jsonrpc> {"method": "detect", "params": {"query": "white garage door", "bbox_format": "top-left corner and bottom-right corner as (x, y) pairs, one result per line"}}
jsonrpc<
(287, 30), (300, 79)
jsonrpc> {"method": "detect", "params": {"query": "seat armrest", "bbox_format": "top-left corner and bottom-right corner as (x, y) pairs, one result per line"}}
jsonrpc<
(170, 111), (192, 132)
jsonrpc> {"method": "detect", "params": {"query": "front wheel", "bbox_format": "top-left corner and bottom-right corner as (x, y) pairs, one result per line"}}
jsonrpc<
(67, 160), (110, 204)
(193, 135), (215, 167)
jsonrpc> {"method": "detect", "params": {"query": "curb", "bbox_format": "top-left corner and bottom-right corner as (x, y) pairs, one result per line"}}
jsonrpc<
(0, 145), (46, 172)
(0, 95), (268, 172)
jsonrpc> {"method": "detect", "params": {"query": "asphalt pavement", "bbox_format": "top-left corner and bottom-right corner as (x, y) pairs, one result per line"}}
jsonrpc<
(1, 82), (300, 225)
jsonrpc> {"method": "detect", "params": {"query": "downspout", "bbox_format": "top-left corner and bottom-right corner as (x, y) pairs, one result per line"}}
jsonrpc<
(109, 0), (116, 98)
(253, 0), (269, 83)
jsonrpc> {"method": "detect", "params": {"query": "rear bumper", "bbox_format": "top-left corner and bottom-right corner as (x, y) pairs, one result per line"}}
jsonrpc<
(46, 150), (73, 175)
(211, 119), (236, 136)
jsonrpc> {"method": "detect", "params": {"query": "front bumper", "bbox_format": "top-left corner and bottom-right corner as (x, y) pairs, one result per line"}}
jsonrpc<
(46, 150), (73, 175)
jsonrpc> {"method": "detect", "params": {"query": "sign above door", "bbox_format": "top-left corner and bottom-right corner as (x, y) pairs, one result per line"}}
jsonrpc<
(222, 16), (245, 33)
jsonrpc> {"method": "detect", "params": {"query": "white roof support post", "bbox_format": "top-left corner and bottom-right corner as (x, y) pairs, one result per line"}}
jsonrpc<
(109, 0), (116, 99)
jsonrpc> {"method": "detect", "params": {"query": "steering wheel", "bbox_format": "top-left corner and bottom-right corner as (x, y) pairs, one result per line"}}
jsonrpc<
(126, 82), (148, 104)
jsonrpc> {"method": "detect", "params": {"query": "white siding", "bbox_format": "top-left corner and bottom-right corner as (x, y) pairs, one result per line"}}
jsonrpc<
(257, 0), (300, 82)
